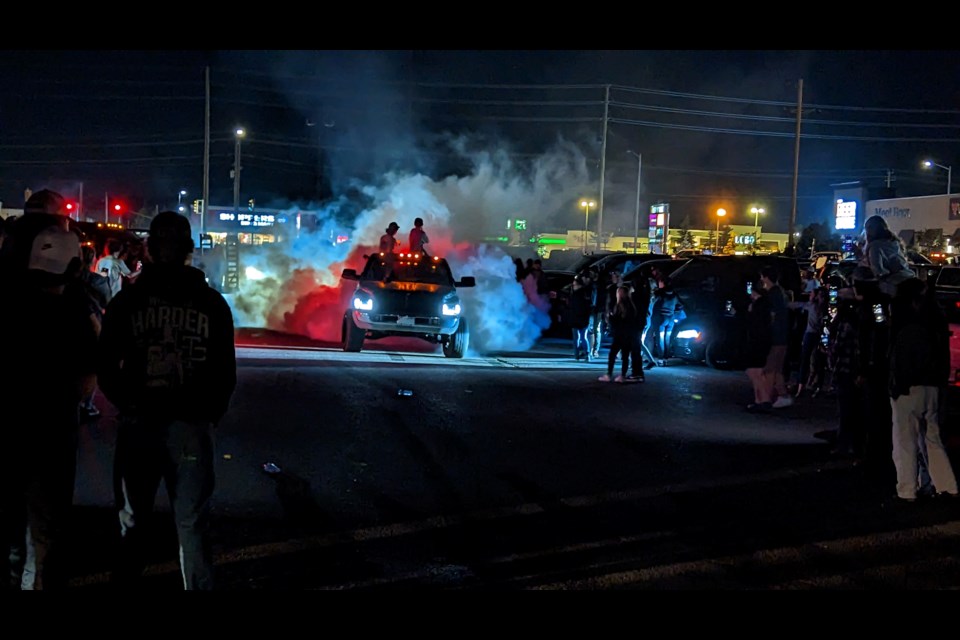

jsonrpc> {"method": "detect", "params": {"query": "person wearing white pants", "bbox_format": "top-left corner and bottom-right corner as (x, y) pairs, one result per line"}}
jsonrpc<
(890, 386), (958, 501)
(887, 278), (958, 501)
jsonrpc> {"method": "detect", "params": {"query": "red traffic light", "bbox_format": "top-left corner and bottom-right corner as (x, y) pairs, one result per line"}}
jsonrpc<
(113, 204), (121, 212)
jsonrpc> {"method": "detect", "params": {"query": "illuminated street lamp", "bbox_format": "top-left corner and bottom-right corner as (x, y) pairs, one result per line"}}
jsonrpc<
(750, 206), (765, 242)
(715, 208), (726, 253)
(580, 199), (596, 253)
(922, 159), (952, 194)
(233, 127), (247, 218)
(177, 189), (188, 213)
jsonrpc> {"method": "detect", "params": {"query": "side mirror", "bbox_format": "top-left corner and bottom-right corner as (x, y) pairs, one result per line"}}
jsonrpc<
(342, 268), (358, 281)
(457, 276), (476, 288)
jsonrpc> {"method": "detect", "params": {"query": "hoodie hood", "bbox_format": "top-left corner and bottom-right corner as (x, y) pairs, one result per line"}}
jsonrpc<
(136, 263), (207, 287)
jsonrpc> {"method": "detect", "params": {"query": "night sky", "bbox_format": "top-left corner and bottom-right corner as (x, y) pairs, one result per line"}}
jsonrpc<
(2, 50), (958, 236)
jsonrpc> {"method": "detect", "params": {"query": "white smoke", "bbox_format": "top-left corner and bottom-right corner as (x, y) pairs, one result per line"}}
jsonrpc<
(227, 136), (590, 354)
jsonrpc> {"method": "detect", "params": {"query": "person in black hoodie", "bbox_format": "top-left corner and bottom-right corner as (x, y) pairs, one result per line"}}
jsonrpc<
(97, 211), (236, 590)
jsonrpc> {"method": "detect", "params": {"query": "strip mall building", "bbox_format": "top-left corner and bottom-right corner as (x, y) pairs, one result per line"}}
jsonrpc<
(832, 182), (960, 250)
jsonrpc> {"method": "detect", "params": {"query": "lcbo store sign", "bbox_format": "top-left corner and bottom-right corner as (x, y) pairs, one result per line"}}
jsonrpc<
(218, 212), (276, 227)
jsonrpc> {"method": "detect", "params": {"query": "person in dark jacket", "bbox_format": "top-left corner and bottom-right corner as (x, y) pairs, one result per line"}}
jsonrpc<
(598, 284), (642, 383)
(744, 286), (773, 411)
(628, 276), (652, 381)
(1, 193), (96, 590)
(97, 211), (237, 590)
(887, 278), (958, 501)
(828, 289), (867, 459)
(647, 274), (678, 363)
(568, 274), (595, 361)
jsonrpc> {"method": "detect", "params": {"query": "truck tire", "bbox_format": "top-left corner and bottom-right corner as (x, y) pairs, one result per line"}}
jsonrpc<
(704, 339), (731, 370)
(343, 314), (365, 352)
(443, 318), (469, 358)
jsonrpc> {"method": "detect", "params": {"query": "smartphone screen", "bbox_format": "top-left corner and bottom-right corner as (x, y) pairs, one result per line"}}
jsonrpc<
(829, 287), (838, 305)
(873, 303), (885, 323)
(746, 282), (753, 295)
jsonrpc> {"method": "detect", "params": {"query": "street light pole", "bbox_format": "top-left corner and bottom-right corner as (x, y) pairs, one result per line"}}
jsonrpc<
(923, 159), (953, 194)
(627, 151), (641, 255)
(178, 189), (187, 214)
(751, 206), (765, 241)
(715, 208), (726, 254)
(580, 199), (595, 254)
(233, 127), (246, 219)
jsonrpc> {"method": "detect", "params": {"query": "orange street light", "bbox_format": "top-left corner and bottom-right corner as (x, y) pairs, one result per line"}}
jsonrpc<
(715, 208), (727, 253)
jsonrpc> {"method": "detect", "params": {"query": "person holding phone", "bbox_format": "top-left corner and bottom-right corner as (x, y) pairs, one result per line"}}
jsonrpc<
(790, 287), (829, 397)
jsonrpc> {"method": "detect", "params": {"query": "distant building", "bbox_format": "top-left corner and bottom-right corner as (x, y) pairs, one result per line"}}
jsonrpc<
(831, 182), (960, 253)
(531, 226), (788, 258)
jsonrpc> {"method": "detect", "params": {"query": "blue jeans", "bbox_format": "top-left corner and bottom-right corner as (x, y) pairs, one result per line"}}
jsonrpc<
(799, 331), (818, 387)
(113, 416), (216, 590)
(571, 327), (589, 357)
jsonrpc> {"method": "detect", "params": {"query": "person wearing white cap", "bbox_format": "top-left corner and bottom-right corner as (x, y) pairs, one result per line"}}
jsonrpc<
(0, 198), (98, 590)
(379, 221), (401, 254)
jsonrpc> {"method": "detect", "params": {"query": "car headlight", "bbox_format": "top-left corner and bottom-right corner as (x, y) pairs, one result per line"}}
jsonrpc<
(353, 295), (373, 311)
(442, 295), (461, 316)
(676, 329), (701, 340)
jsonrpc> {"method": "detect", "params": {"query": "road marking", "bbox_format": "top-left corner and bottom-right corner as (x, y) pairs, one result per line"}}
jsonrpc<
(67, 459), (859, 588)
(529, 521), (960, 590)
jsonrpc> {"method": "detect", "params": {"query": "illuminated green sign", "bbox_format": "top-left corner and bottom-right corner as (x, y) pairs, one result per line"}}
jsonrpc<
(535, 237), (567, 245)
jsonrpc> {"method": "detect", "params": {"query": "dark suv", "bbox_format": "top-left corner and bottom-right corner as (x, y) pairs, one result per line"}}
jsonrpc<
(340, 252), (476, 357)
(667, 255), (803, 369)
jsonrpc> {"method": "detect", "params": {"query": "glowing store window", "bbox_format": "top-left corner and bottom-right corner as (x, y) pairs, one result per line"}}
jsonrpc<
(836, 200), (857, 230)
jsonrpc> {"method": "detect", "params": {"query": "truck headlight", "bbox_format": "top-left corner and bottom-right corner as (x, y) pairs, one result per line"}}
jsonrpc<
(442, 296), (461, 316)
(353, 296), (373, 311)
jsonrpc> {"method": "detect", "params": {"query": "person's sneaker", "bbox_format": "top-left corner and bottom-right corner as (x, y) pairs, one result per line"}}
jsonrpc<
(597, 374), (611, 382)
(80, 404), (100, 418)
(746, 402), (772, 413)
(613, 375), (625, 383)
(627, 374), (645, 383)
(771, 396), (794, 409)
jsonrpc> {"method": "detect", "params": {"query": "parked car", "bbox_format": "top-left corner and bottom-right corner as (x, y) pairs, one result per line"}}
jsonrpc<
(577, 252), (672, 284)
(934, 265), (960, 322)
(815, 255), (941, 288)
(667, 255), (804, 369)
(544, 249), (623, 273)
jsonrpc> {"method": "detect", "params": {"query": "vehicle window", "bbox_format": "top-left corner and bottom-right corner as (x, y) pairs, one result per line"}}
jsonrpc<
(672, 260), (717, 294)
(937, 268), (960, 288)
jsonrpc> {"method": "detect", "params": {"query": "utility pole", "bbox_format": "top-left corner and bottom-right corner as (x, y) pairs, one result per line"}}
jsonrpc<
(886, 169), (896, 189)
(104, 191), (109, 224)
(597, 84), (610, 252)
(78, 181), (84, 221)
(201, 66), (210, 249)
(789, 79), (803, 248)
